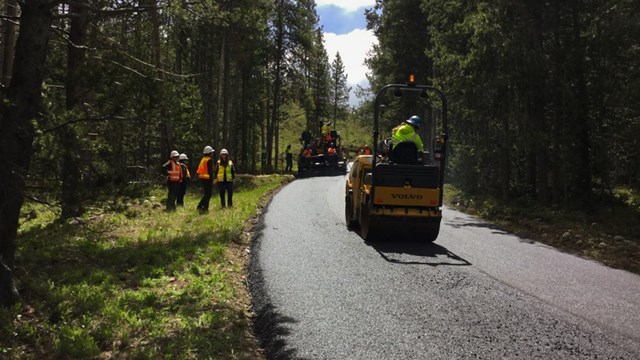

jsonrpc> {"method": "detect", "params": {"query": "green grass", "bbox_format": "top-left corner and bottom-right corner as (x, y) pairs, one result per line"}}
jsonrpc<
(1, 175), (292, 359)
(444, 185), (640, 274)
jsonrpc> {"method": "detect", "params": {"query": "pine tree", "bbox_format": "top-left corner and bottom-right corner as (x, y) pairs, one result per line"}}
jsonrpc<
(330, 52), (350, 130)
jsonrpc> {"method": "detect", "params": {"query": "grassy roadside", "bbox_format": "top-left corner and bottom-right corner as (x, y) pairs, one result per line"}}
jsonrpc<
(444, 185), (640, 275)
(1, 174), (293, 359)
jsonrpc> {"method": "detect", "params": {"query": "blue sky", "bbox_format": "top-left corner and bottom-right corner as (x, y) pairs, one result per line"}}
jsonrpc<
(317, 5), (368, 35)
(316, 1), (377, 104)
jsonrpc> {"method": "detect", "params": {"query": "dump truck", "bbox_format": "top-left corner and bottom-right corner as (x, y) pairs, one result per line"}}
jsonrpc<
(297, 129), (348, 177)
(344, 78), (448, 242)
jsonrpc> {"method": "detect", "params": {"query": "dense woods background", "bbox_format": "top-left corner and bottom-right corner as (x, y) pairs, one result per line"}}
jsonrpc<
(364, 0), (640, 205)
(1, 0), (639, 306)
(0, 0), (350, 305)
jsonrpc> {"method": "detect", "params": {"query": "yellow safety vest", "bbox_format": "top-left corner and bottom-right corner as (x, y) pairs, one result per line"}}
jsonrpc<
(392, 123), (424, 150)
(180, 163), (191, 179)
(216, 160), (233, 182)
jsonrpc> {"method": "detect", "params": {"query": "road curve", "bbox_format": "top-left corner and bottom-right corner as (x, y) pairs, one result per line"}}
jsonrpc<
(249, 175), (640, 360)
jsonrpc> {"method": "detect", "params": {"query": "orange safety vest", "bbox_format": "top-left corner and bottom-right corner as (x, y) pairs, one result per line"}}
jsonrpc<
(167, 160), (182, 182)
(363, 148), (372, 155)
(327, 147), (337, 154)
(302, 149), (312, 158)
(197, 157), (211, 179)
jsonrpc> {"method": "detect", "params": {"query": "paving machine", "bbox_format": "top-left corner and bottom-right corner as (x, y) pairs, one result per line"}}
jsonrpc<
(344, 78), (448, 242)
(298, 129), (348, 177)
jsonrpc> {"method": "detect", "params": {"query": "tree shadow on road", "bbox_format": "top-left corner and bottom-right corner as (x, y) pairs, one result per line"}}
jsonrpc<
(253, 303), (308, 360)
(445, 216), (538, 243)
(366, 238), (471, 266)
(445, 216), (512, 236)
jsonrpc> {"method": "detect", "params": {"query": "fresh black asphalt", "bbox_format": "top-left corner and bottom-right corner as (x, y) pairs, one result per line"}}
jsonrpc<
(249, 175), (640, 359)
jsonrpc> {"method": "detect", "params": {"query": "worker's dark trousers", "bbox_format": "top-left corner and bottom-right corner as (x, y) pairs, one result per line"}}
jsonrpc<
(286, 155), (293, 172)
(217, 182), (233, 208)
(177, 181), (188, 206)
(197, 179), (212, 211)
(166, 181), (180, 210)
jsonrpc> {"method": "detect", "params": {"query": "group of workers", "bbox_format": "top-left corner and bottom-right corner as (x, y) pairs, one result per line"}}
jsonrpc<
(162, 146), (235, 212)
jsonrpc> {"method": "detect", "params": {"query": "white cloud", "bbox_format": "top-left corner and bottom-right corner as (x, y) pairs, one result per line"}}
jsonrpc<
(324, 28), (377, 87)
(316, 0), (376, 12)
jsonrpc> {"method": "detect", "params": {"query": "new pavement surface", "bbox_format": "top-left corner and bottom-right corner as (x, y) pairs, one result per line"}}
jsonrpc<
(249, 175), (640, 360)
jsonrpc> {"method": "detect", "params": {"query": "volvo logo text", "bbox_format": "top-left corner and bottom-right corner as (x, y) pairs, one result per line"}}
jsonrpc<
(391, 194), (423, 200)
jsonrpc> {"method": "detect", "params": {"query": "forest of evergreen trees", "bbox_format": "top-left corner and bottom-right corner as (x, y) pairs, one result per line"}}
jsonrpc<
(364, 0), (639, 205)
(0, 0), (349, 305)
(1, 0), (638, 305)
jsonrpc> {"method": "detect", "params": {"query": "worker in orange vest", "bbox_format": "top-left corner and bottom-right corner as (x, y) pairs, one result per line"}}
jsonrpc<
(196, 146), (215, 213)
(162, 150), (183, 211)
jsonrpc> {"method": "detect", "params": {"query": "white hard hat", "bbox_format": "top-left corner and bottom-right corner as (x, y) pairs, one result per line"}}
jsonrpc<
(220, 148), (229, 155)
(203, 145), (214, 154)
(179, 153), (188, 160)
(170, 150), (179, 157)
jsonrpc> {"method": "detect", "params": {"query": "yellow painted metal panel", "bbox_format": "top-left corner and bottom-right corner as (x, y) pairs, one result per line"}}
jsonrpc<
(373, 186), (440, 207)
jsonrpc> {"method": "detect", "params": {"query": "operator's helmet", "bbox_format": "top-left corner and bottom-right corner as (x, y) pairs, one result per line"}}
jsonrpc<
(306, 144), (312, 149)
(405, 115), (422, 128)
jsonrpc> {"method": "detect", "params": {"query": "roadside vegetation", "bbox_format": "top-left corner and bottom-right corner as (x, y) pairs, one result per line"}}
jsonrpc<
(444, 185), (640, 275)
(0, 175), (291, 359)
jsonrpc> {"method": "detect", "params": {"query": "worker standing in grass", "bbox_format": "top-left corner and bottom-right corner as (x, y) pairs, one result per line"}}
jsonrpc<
(196, 146), (215, 213)
(177, 153), (190, 207)
(162, 150), (183, 211)
(285, 144), (293, 172)
(392, 115), (424, 150)
(214, 148), (235, 208)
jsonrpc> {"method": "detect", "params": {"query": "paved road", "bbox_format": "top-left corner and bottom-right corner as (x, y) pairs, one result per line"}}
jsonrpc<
(249, 175), (640, 359)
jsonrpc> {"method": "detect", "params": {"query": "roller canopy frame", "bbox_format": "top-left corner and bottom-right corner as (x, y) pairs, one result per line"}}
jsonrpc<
(371, 83), (449, 207)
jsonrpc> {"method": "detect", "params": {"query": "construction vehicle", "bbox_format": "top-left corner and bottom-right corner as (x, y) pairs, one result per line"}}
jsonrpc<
(344, 77), (448, 242)
(297, 128), (348, 177)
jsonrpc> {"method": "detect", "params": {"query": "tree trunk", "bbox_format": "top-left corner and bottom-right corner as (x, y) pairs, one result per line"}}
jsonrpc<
(240, 69), (249, 168)
(61, 3), (89, 219)
(213, 33), (225, 150)
(147, 0), (172, 156)
(222, 33), (230, 148)
(550, 2), (564, 205)
(500, 111), (510, 202)
(268, 0), (285, 171)
(529, 0), (550, 203)
(0, 0), (54, 307)
(0, 0), (18, 94)
(571, 5), (592, 201)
